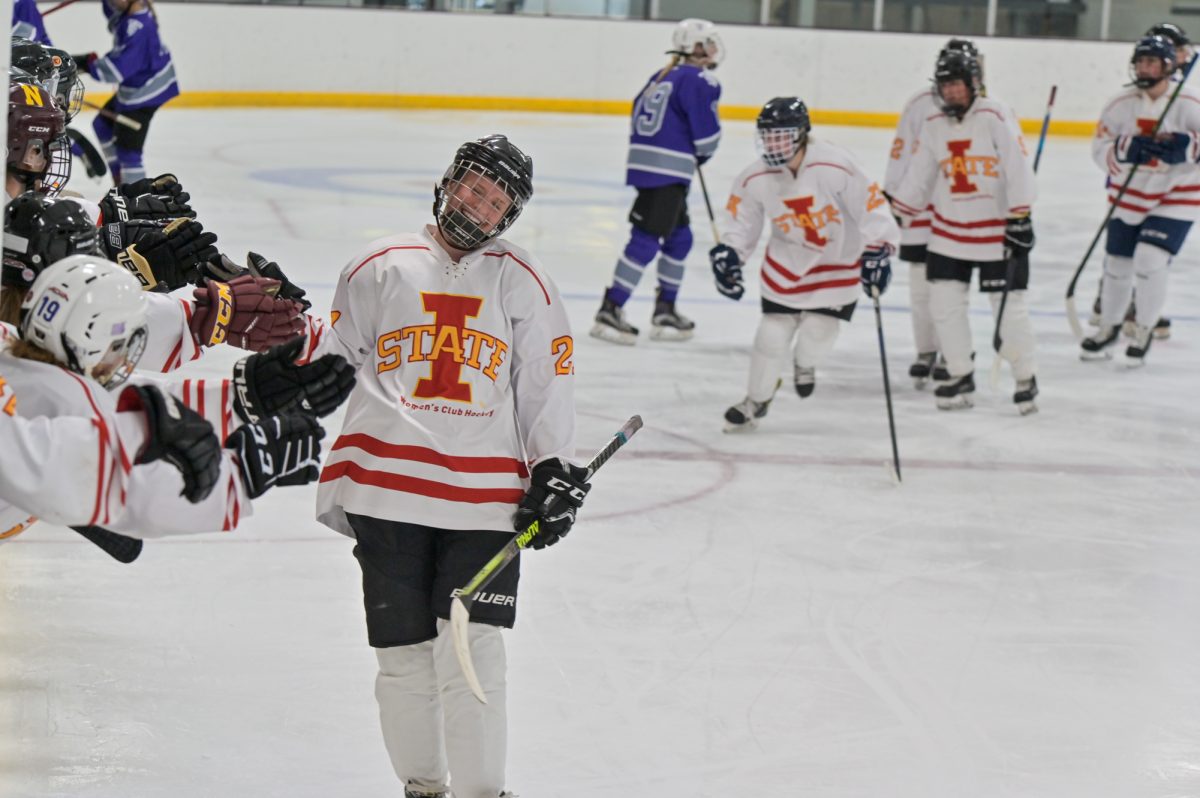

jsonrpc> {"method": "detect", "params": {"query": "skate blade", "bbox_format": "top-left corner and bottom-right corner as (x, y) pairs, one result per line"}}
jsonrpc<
(1153, 328), (1171, 341)
(1122, 356), (1147, 370)
(911, 377), (929, 390)
(589, 323), (637, 346)
(1079, 349), (1114, 362)
(1017, 401), (1039, 416)
(936, 395), (975, 411)
(649, 325), (695, 342)
(723, 419), (758, 433)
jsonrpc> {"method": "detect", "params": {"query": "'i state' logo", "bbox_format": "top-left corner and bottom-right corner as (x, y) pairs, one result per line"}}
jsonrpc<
(774, 196), (840, 245)
(941, 139), (999, 194)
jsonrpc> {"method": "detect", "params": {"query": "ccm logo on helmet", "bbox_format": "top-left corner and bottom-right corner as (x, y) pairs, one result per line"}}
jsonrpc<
(27, 126), (50, 133)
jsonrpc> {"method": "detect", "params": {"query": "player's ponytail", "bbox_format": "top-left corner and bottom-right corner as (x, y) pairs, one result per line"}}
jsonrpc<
(5, 337), (59, 366)
(653, 54), (682, 84)
(0, 289), (23, 328)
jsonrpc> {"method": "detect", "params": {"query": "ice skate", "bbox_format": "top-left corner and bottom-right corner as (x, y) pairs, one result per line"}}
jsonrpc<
(1124, 324), (1153, 368)
(1089, 295), (1102, 327)
(1080, 325), (1119, 361)
(590, 297), (639, 345)
(405, 789), (447, 798)
(931, 354), (950, 383)
(723, 396), (773, 432)
(794, 365), (816, 398)
(935, 372), (975, 410)
(1154, 317), (1171, 340)
(908, 352), (937, 389)
(1121, 304), (1138, 339)
(649, 290), (695, 341)
(1013, 376), (1039, 416)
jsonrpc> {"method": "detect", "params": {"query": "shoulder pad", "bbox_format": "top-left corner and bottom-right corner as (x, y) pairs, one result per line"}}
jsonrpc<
(700, 69), (721, 88)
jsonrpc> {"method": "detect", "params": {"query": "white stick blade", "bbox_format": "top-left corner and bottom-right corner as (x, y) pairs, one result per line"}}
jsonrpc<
(449, 598), (488, 704)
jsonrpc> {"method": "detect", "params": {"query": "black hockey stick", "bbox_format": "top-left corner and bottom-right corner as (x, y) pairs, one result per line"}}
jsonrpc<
(450, 415), (644, 703)
(66, 128), (108, 179)
(71, 525), (143, 564)
(1065, 57), (1195, 339)
(990, 85), (1055, 388)
(871, 290), (901, 484)
(695, 164), (722, 244)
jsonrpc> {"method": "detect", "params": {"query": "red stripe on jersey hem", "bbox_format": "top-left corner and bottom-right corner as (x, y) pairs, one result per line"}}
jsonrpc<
(347, 246), (431, 283)
(331, 433), (530, 477)
(1108, 197), (1152, 213)
(762, 272), (860, 295)
(931, 227), (1006, 244)
(320, 461), (525, 505)
(910, 219), (932, 229)
(1113, 183), (1200, 201)
(484, 251), (551, 305)
(932, 211), (1005, 229)
(741, 168), (782, 188)
(64, 371), (113, 525)
(1158, 198), (1200, 206)
(805, 161), (853, 174)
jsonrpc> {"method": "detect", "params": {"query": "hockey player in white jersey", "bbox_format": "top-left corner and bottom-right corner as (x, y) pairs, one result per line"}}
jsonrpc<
(886, 38), (980, 387)
(890, 50), (1039, 413)
(1082, 34), (1200, 366)
(709, 98), (899, 431)
(302, 135), (582, 798)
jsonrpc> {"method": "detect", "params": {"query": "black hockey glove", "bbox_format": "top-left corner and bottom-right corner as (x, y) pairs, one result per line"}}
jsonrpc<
(117, 384), (222, 503)
(513, 458), (591, 549)
(1117, 135), (1159, 166)
(225, 413), (325, 499)
(99, 173), (195, 223)
(1003, 214), (1035, 261)
(199, 251), (311, 311)
(709, 244), (744, 301)
(859, 243), (892, 297)
(232, 336), (356, 423)
(103, 217), (220, 292)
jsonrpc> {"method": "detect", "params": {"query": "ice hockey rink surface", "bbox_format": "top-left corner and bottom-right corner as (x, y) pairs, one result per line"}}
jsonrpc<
(2, 109), (1198, 798)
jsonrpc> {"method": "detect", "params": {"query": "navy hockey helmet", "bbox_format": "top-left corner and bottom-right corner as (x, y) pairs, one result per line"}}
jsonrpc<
(433, 134), (534, 252)
(756, 97), (811, 167)
(1131, 34), (1178, 89)
(939, 37), (984, 87)
(934, 50), (982, 120)
(1146, 22), (1189, 49)
(3, 192), (100, 290)
(7, 79), (71, 196)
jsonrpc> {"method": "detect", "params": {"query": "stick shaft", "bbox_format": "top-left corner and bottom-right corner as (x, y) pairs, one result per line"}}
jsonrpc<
(82, 100), (144, 131)
(695, 165), (721, 244)
(872, 293), (901, 482)
(41, 0), (82, 16)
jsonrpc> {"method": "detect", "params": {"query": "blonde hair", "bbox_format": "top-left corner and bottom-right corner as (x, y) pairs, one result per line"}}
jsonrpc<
(652, 54), (683, 85)
(6, 337), (59, 366)
(0, 287), (24, 328)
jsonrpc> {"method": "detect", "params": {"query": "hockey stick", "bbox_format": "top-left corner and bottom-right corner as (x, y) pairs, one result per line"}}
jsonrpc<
(82, 100), (144, 132)
(1065, 57), (1195, 339)
(66, 127), (108, 179)
(695, 164), (721, 244)
(450, 415), (644, 704)
(990, 85), (1055, 388)
(41, 0), (83, 16)
(871, 289), (901, 484)
(71, 525), (143, 564)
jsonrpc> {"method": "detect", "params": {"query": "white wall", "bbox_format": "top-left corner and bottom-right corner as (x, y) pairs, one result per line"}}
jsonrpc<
(46, 5), (1135, 123)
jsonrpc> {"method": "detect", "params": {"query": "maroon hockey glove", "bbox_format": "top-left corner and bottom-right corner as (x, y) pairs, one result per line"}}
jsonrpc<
(513, 458), (591, 549)
(189, 274), (305, 352)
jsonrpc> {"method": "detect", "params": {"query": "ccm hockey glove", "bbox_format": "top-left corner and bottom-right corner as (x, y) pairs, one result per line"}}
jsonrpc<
(225, 413), (325, 499)
(232, 337), (356, 423)
(190, 274), (306, 352)
(117, 384), (222, 503)
(859, 244), (893, 296)
(709, 244), (744, 300)
(105, 217), (219, 291)
(513, 458), (592, 549)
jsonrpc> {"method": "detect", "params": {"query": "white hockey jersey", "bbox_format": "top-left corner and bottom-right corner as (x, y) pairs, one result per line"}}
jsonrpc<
(719, 139), (899, 311)
(0, 348), (251, 546)
(885, 88), (939, 247)
(890, 96), (1037, 263)
(1092, 85), (1200, 224)
(302, 227), (576, 536)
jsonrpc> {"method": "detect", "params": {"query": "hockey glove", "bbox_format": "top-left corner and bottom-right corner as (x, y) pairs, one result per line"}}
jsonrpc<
(98, 173), (195, 224)
(189, 274), (306, 352)
(1003, 214), (1035, 261)
(104, 217), (219, 292)
(201, 252), (311, 312)
(69, 53), (98, 73)
(709, 244), (745, 301)
(1116, 135), (1160, 165)
(1148, 132), (1194, 165)
(513, 458), (592, 549)
(117, 384), (222, 503)
(859, 244), (893, 296)
(225, 413), (325, 499)
(232, 337), (356, 423)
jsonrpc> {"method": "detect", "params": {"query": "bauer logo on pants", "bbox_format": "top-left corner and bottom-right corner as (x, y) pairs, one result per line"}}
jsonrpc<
(450, 588), (515, 607)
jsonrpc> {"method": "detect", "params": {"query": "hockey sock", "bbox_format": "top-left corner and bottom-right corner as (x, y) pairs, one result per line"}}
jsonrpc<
(1132, 244), (1171, 328)
(376, 642), (450, 793)
(433, 619), (507, 798)
(792, 312), (840, 369)
(988, 289), (1037, 381)
(92, 114), (118, 179)
(1099, 255), (1134, 327)
(907, 262), (940, 354)
(656, 224), (693, 304)
(749, 313), (799, 401)
(607, 226), (661, 306)
(116, 145), (146, 185)
(928, 279), (974, 377)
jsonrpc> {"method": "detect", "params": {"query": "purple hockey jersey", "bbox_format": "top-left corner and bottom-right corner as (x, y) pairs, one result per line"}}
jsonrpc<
(625, 63), (722, 189)
(88, 3), (178, 111)
(12, 0), (51, 45)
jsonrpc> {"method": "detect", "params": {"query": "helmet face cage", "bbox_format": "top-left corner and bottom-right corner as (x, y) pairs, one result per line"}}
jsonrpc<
(41, 135), (72, 196)
(435, 159), (526, 252)
(78, 324), (147, 389)
(934, 53), (981, 120)
(756, 127), (804, 167)
(1131, 35), (1177, 88)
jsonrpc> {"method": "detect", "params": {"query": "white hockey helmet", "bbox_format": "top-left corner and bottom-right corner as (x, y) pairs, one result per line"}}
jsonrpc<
(19, 254), (148, 388)
(670, 18), (725, 67)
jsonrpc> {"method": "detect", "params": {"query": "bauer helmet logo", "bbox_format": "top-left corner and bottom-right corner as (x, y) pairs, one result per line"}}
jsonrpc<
(208, 282), (234, 346)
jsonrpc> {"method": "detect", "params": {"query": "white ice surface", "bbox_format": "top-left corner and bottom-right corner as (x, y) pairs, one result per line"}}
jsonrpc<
(2, 109), (1198, 798)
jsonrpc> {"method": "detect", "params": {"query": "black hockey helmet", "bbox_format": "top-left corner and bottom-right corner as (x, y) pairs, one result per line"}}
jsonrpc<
(939, 37), (984, 87)
(934, 50), (982, 120)
(1146, 22), (1189, 49)
(11, 39), (84, 122)
(756, 97), (810, 167)
(10, 36), (56, 89)
(433, 134), (534, 252)
(1131, 34), (1178, 89)
(3, 192), (100, 290)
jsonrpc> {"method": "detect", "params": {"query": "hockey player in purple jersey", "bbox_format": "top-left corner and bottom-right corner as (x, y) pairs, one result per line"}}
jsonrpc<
(12, 0), (52, 45)
(71, 0), (179, 185)
(591, 18), (724, 345)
